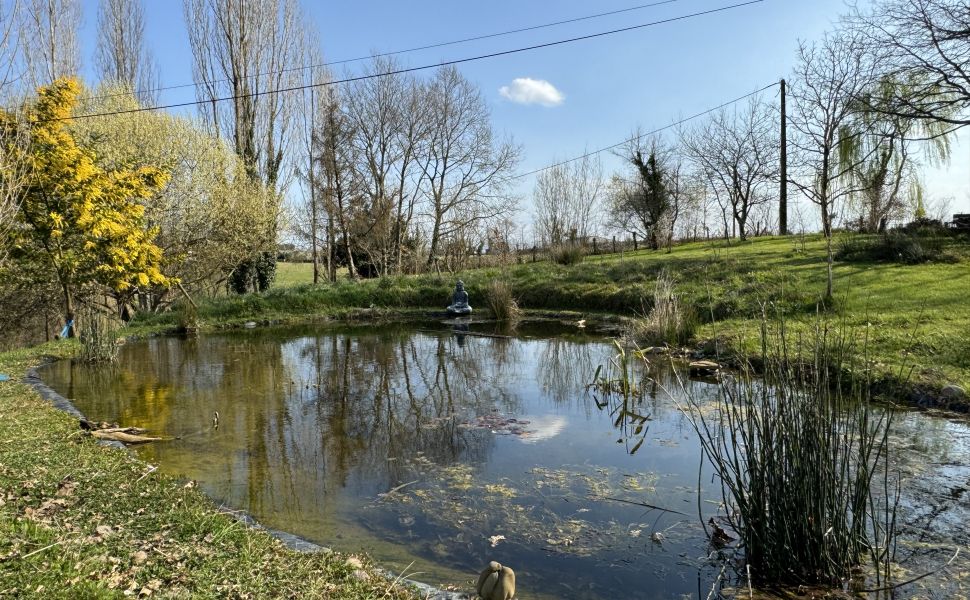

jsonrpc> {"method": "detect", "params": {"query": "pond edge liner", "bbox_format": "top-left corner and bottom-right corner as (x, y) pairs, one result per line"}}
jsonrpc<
(23, 365), (472, 600)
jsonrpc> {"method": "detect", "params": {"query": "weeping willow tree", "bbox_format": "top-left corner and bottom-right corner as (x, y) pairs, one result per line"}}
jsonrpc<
(840, 76), (952, 233)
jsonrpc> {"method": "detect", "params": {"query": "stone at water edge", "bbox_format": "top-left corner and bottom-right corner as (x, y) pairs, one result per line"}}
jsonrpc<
(476, 561), (515, 600)
(688, 360), (720, 376)
(941, 385), (968, 402)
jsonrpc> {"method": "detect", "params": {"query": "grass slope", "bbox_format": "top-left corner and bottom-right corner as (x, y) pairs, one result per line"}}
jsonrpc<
(0, 343), (422, 599)
(161, 235), (969, 395)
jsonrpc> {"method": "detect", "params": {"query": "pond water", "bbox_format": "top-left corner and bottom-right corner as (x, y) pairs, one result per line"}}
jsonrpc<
(39, 322), (970, 599)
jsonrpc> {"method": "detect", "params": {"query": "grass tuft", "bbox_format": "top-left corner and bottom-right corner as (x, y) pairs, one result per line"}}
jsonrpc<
(550, 244), (585, 266)
(78, 311), (120, 362)
(485, 279), (521, 322)
(634, 270), (696, 346)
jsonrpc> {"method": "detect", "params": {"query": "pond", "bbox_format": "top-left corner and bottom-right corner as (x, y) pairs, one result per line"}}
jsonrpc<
(39, 322), (970, 599)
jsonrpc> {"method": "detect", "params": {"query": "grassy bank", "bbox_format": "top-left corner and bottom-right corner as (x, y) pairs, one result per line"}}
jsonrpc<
(150, 234), (970, 406)
(0, 343), (422, 599)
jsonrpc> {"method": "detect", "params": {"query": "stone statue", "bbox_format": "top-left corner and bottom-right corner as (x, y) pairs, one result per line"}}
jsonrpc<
(476, 561), (515, 600)
(446, 280), (472, 316)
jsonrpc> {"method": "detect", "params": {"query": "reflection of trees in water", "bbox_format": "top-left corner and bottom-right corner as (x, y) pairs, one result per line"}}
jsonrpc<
(234, 330), (535, 516)
(535, 338), (711, 425)
(536, 338), (602, 409)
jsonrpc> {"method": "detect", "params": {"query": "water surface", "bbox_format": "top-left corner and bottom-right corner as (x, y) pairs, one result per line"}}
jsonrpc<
(40, 322), (970, 599)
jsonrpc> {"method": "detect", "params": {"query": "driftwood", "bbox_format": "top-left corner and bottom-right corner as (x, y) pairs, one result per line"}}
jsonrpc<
(688, 360), (721, 377)
(91, 430), (164, 444)
(80, 419), (163, 444)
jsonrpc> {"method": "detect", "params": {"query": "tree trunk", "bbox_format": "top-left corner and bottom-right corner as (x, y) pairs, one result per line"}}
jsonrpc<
(427, 213), (442, 267)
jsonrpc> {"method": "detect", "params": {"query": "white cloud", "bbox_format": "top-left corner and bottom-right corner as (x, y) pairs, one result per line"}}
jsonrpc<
(499, 77), (564, 107)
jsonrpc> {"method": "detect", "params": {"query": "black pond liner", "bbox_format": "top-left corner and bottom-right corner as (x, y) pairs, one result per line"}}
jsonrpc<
(24, 365), (470, 600)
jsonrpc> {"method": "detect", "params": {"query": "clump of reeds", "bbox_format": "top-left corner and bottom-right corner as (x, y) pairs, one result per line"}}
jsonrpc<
(589, 340), (639, 397)
(635, 270), (695, 346)
(177, 300), (200, 334)
(78, 311), (121, 362)
(684, 320), (897, 587)
(550, 244), (585, 266)
(485, 279), (521, 322)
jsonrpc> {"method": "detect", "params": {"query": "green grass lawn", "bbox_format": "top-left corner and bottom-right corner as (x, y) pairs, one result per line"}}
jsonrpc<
(274, 261), (315, 287)
(153, 234), (970, 401)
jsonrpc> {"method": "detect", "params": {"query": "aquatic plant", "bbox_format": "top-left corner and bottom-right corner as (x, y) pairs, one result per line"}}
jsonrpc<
(635, 270), (695, 346)
(78, 310), (121, 362)
(684, 320), (897, 588)
(588, 341), (652, 455)
(485, 279), (521, 322)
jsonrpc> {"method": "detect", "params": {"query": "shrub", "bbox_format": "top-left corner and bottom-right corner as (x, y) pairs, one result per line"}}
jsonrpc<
(485, 279), (521, 322)
(550, 244), (585, 266)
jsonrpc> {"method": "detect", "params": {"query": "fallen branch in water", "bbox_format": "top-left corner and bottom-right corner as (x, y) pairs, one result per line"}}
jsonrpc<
(91, 430), (164, 444)
(378, 480), (418, 499)
(594, 496), (687, 516)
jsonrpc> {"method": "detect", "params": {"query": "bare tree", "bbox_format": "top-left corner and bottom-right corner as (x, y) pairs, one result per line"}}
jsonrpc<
(532, 153), (604, 246)
(184, 0), (301, 193)
(95, 0), (160, 104)
(342, 57), (409, 276)
(316, 86), (360, 280)
(608, 134), (676, 250)
(184, 0), (306, 290)
(390, 76), (429, 274)
(419, 65), (519, 267)
(789, 31), (880, 299)
(853, 0), (970, 127)
(682, 98), (778, 241)
(0, 0), (24, 100)
(289, 23), (330, 284)
(18, 0), (81, 89)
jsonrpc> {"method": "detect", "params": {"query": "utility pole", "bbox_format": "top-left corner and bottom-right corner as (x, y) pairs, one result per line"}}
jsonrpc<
(779, 78), (788, 236)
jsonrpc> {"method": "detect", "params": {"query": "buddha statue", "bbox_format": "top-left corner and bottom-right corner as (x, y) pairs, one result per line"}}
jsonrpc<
(446, 280), (472, 316)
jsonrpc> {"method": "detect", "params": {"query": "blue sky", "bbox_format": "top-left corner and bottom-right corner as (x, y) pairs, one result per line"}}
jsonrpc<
(74, 0), (969, 218)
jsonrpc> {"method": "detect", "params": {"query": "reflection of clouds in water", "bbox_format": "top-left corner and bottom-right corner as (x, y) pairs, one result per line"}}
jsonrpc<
(514, 414), (567, 444)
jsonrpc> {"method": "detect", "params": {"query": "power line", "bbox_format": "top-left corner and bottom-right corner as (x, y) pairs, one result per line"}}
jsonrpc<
(60, 0), (765, 123)
(512, 82), (780, 179)
(81, 0), (690, 104)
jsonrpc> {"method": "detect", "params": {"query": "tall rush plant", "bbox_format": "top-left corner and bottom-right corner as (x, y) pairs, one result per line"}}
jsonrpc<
(685, 318), (897, 587)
